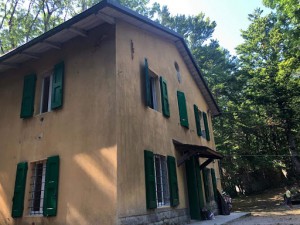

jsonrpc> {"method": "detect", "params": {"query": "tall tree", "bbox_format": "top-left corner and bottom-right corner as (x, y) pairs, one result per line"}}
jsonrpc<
(0, 0), (161, 54)
(236, 8), (300, 175)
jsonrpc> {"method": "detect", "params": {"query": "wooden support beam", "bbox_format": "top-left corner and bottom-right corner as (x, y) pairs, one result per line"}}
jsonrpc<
(68, 27), (88, 37)
(1, 62), (19, 68)
(20, 52), (39, 59)
(43, 41), (61, 49)
(199, 158), (213, 171)
(177, 150), (197, 166)
(96, 12), (115, 24)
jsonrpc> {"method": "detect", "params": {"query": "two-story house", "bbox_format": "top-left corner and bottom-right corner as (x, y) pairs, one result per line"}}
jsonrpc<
(0, 1), (223, 224)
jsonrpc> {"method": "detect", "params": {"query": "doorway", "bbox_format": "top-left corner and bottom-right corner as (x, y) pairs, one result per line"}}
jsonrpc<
(185, 156), (205, 220)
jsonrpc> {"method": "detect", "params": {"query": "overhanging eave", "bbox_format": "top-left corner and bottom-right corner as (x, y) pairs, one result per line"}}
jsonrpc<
(173, 140), (223, 167)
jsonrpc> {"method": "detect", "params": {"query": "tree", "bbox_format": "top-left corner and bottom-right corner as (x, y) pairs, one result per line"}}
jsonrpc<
(236, 8), (300, 176)
(0, 0), (160, 54)
(263, 0), (300, 23)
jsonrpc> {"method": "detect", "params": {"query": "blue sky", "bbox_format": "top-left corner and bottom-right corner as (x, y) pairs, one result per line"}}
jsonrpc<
(149, 0), (271, 55)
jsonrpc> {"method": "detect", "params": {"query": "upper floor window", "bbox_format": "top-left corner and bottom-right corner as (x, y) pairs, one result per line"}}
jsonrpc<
(144, 58), (170, 117)
(20, 61), (64, 119)
(149, 72), (160, 111)
(193, 105), (211, 141)
(200, 111), (206, 138)
(40, 73), (53, 113)
(202, 111), (211, 141)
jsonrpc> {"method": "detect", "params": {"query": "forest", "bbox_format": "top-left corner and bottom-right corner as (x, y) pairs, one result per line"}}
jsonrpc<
(1, 0), (299, 195)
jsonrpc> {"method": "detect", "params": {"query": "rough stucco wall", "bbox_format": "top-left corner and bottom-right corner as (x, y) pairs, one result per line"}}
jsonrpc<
(115, 20), (220, 219)
(0, 24), (117, 225)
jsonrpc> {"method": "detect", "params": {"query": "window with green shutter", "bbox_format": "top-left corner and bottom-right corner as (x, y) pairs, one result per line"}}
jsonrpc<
(167, 156), (179, 207)
(160, 77), (170, 117)
(43, 155), (60, 216)
(203, 112), (210, 141)
(20, 74), (36, 118)
(29, 160), (46, 215)
(144, 150), (157, 209)
(51, 62), (64, 110)
(144, 58), (152, 108)
(177, 91), (189, 128)
(144, 59), (161, 112)
(193, 105), (202, 136)
(12, 162), (28, 218)
(40, 72), (53, 113)
(154, 154), (170, 207)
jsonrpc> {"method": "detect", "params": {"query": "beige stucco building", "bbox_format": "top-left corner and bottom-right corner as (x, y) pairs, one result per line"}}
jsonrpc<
(0, 1), (223, 225)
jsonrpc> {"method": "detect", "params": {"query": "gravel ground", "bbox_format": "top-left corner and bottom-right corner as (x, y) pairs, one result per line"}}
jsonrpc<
(225, 187), (300, 225)
(227, 206), (300, 224)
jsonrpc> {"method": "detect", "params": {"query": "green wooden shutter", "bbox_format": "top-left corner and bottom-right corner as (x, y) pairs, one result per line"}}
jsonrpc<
(185, 157), (202, 220)
(160, 77), (170, 117)
(20, 74), (36, 118)
(144, 58), (152, 107)
(203, 112), (210, 141)
(43, 155), (59, 216)
(177, 91), (189, 128)
(51, 62), (64, 110)
(211, 168), (218, 202)
(167, 156), (179, 207)
(203, 168), (210, 203)
(12, 162), (28, 218)
(196, 163), (205, 209)
(193, 105), (202, 136)
(144, 150), (157, 209)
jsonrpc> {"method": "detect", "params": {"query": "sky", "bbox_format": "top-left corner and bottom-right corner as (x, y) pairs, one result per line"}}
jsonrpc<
(149, 0), (271, 55)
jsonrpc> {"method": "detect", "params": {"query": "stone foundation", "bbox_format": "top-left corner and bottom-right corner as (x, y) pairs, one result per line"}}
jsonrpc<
(207, 200), (219, 215)
(119, 208), (190, 225)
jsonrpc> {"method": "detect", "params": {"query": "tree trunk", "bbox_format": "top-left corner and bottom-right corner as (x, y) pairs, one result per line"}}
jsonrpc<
(286, 127), (300, 176)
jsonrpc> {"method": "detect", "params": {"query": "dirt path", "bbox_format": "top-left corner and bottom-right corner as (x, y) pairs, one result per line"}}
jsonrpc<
(226, 187), (300, 224)
(227, 206), (300, 224)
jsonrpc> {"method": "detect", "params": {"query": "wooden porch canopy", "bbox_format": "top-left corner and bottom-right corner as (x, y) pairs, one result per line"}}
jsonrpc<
(173, 140), (223, 169)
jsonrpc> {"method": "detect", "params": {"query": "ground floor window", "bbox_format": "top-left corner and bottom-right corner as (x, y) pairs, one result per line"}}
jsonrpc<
(154, 154), (170, 207)
(29, 160), (46, 215)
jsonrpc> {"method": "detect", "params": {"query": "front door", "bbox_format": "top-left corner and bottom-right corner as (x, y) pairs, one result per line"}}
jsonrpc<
(185, 156), (205, 220)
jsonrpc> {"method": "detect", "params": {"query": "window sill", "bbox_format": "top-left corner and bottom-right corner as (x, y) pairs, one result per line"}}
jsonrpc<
(156, 205), (171, 211)
(25, 214), (44, 217)
(35, 111), (52, 117)
(147, 106), (161, 114)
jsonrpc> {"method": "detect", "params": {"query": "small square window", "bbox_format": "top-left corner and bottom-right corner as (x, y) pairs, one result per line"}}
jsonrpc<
(40, 73), (53, 113)
(154, 154), (170, 207)
(29, 160), (46, 215)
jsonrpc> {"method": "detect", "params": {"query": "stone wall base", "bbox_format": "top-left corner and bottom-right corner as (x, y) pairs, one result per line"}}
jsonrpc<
(119, 208), (190, 225)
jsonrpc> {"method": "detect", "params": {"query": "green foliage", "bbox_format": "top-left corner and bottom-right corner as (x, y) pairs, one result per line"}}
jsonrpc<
(214, 2), (300, 193)
(263, 0), (300, 23)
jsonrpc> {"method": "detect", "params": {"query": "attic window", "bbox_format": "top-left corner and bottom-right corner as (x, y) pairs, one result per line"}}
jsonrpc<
(174, 62), (181, 83)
